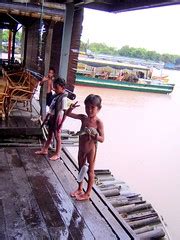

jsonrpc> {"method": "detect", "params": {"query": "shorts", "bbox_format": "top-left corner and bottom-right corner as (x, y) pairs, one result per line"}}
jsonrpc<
(46, 92), (53, 106)
(48, 115), (62, 133)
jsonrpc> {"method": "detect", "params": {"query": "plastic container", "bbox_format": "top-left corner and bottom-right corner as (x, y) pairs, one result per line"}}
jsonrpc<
(77, 162), (89, 182)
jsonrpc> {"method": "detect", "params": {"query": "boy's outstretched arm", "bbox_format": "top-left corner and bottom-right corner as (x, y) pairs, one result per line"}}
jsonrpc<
(65, 101), (82, 120)
(40, 76), (48, 86)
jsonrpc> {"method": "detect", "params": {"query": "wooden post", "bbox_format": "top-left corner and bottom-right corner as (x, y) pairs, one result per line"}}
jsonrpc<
(41, 22), (54, 121)
(11, 30), (16, 63)
(0, 29), (2, 63)
(59, 3), (74, 81)
(21, 26), (27, 67)
(8, 30), (12, 64)
(65, 8), (84, 88)
(44, 22), (54, 75)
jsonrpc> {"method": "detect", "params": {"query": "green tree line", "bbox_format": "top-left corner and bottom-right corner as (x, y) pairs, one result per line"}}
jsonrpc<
(80, 41), (180, 65)
(1, 30), (22, 53)
(2, 29), (22, 43)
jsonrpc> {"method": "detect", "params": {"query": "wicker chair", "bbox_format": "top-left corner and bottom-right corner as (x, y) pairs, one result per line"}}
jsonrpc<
(6, 72), (39, 115)
(3, 69), (30, 90)
(0, 79), (8, 119)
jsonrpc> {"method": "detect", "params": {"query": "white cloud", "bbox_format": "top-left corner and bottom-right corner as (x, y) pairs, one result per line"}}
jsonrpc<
(81, 5), (180, 55)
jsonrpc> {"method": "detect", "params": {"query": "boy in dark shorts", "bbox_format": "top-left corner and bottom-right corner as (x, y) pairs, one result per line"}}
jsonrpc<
(40, 67), (55, 107)
(36, 77), (67, 160)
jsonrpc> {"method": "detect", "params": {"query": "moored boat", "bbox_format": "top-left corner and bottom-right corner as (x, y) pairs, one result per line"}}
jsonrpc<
(76, 74), (174, 94)
(75, 57), (175, 94)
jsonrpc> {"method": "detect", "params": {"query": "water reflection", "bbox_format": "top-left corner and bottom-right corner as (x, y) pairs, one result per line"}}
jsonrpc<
(64, 70), (180, 239)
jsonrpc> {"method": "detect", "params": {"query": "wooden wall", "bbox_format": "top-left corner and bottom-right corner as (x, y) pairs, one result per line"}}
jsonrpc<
(25, 20), (40, 73)
(25, 9), (83, 86)
(49, 21), (63, 76)
(67, 8), (84, 89)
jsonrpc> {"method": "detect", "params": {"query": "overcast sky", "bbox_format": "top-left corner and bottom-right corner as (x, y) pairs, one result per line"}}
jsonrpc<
(81, 5), (180, 55)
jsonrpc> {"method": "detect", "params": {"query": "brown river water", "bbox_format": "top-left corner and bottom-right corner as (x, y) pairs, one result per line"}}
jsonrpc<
(64, 69), (180, 239)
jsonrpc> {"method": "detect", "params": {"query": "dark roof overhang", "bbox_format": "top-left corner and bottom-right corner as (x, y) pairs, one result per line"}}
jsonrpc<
(61, 0), (180, 12)
(0, 2), (65, 30)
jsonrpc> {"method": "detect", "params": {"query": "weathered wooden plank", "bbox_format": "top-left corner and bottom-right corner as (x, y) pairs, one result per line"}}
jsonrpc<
(23, 115), (39, 129)
(18, 147), (95, 240)
(109, 198), (129, 207)
(0, 99), (42, 138)
(48, 151), (118, 240)
(11, 109), (40, 129)
(94, 169), (111, 175)
(96, 175), (115, 182)
(116, 203), (152, 214)
(62, 147), (136, 240)
(1, 116), (16, 128)
(101, 189), (120, 197)
(129, 216), (160, 229)
(0, 148), (34, 239)
(0, 127), (42, 138)
(0, 199), (7, 240)
(134, 226), (154, 234)
(100, 185), (121, 192)
(13, 115), (28, 128)
(126, 213), (158, 222)
(125, 210), (157, 222)
(137, 227), (165, 239)
(4, 148), (51, 239)
(28, 175), (70, 239)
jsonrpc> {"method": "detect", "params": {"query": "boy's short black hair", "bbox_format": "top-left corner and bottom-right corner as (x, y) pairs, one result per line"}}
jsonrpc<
(49, 67), (55, 73)
(84, 94), (102, 109)
(53, 77), (66, 88)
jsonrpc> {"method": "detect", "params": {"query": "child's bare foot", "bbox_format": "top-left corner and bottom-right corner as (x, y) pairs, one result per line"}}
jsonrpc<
(76, 193), (90, 201)
(35, 150), (48, 155)
(49, 154), (60, 161)
(70, 189), (84, 198)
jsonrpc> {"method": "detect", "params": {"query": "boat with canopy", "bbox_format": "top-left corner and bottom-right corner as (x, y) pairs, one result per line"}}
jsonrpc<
(75, 57), (174, 94)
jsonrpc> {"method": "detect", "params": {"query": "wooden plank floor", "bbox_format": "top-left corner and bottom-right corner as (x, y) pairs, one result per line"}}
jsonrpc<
(0, 147), (133, 240)
(0, 100), (42, 138)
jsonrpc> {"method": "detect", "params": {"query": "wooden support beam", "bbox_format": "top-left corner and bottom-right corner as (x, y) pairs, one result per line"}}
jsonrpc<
(0, 29), (2, 61)
(11, 30), (16, 63)
(59, 3), (74, 81)
(0, 3), (65, 20)
(8, 30), (12, 63)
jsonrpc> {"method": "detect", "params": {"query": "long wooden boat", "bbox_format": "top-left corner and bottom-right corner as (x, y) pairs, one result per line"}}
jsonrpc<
(75, 57), (175, 94)
(76, 74), (174, 94)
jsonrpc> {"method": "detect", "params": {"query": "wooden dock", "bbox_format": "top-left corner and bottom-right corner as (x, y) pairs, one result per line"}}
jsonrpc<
(0, 98), (172, 239)
(0, 101), (136, 239)
(0, 146), (134, 239)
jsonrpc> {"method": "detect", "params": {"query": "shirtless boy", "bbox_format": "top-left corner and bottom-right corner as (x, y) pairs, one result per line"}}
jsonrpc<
(66, 94), (104, 200)
(40, 67), (55, 106)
